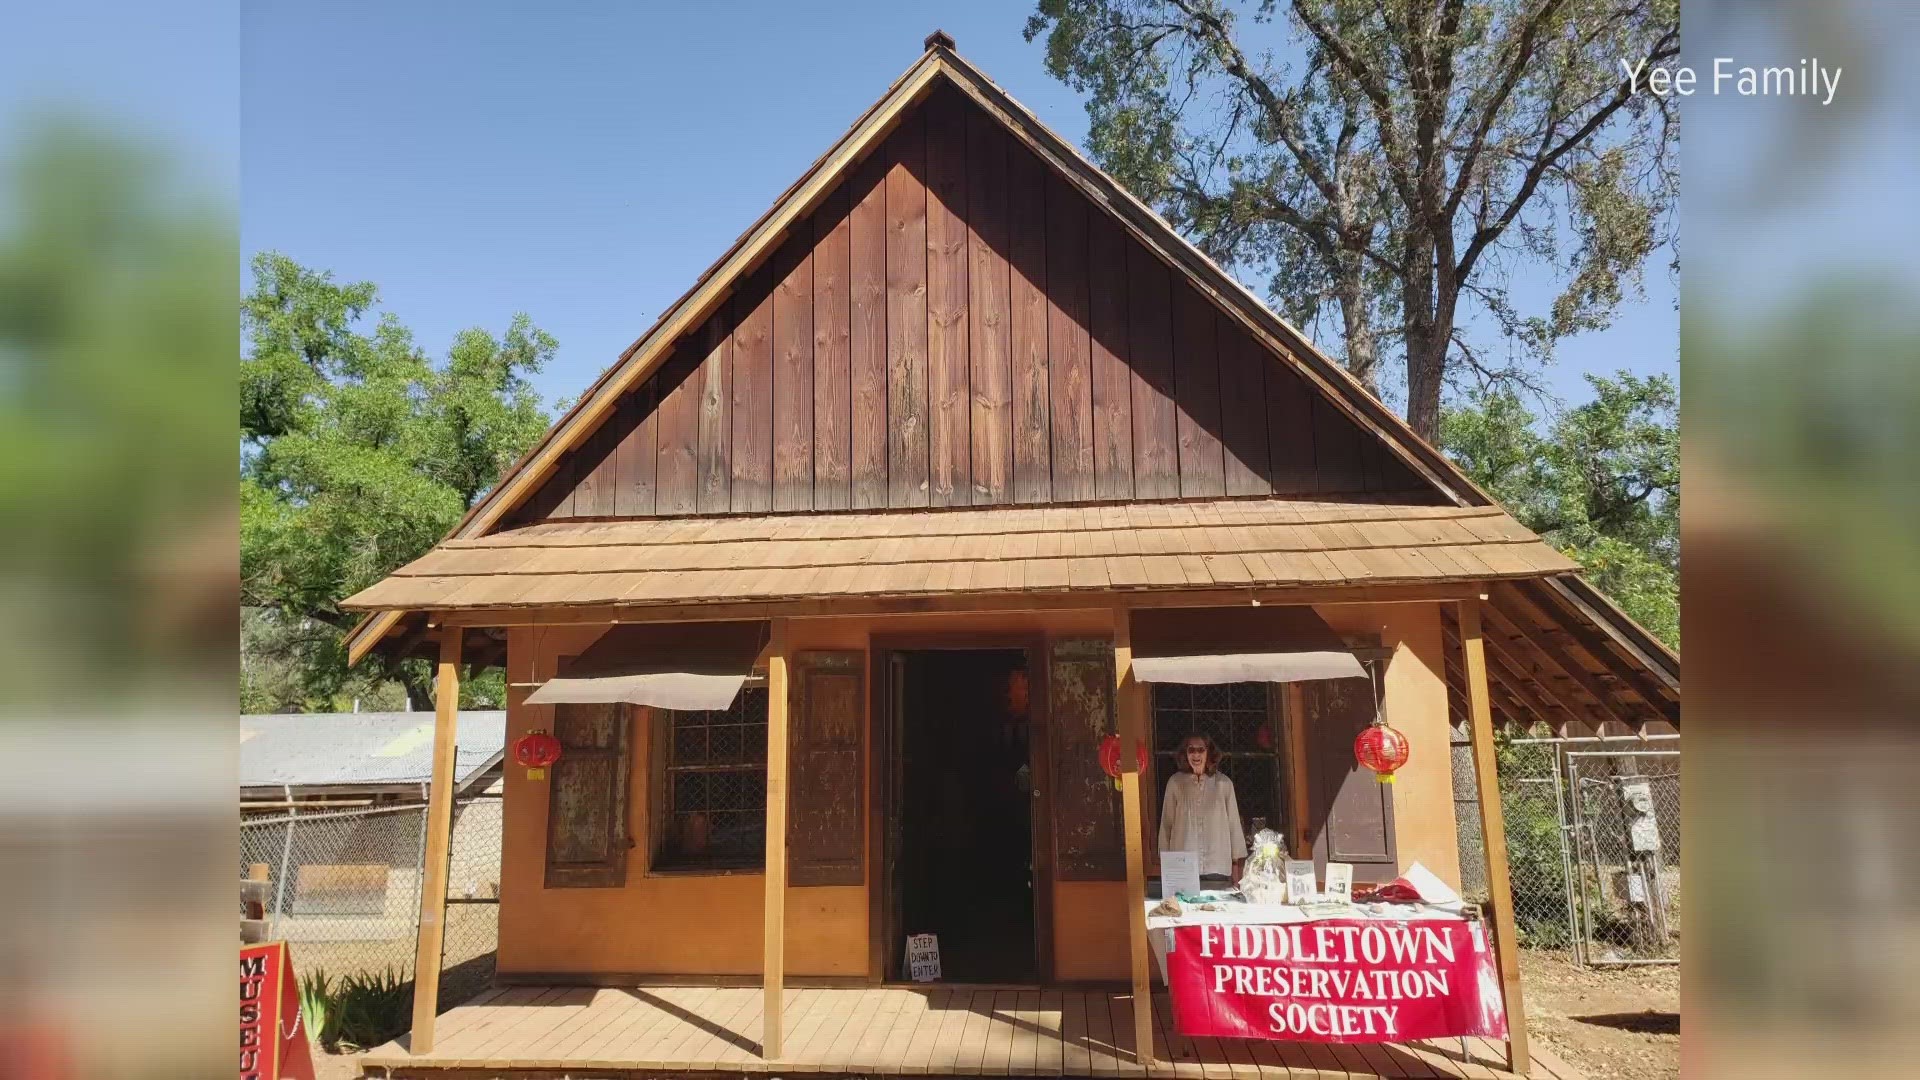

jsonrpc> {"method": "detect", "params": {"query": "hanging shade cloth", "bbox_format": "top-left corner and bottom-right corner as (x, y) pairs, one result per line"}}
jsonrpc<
(524, 620), (769, 710)
(1128, 605), (1366, 685)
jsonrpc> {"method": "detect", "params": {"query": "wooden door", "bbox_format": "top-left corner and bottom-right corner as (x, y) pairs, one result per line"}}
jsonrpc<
(1300, 677), (1399, 883)
(880, 651), (907, 979)
(1023, 643), (1055, 983)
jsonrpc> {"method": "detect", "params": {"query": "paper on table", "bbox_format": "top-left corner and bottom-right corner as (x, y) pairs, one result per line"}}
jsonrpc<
(1284, 859), (1317, 903)
(1161, 850), (1202, 898)
(1323, 862), (1353, 905)
(1400, 862), (1461, 904)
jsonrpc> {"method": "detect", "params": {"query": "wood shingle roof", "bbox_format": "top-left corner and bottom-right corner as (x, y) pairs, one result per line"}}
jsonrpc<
(343, 497), (1576, 613)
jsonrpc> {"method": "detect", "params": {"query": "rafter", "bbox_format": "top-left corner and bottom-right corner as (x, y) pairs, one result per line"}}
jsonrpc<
(1445, 613), (1558, 732)
(1481, 600), (1650, 728)
(1462, 610), (1615, 730)
(1507, 579), (1680, 717)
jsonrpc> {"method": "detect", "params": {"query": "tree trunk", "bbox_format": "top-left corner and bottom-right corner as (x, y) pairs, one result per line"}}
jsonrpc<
(1335, 257), (1379, 394)
(380, 657), (436, 712)
(1404, 327), (1447, 442)
(1405, 275), (1462, 443)
(1399, 225), (1440, 440)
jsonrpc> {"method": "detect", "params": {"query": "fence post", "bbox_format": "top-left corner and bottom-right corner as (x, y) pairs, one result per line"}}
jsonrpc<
(411, 783), (429, 978)
(269, 789), (297, 940)
(1569, 756), (1594, 962)
(1548, 745), (1580, 966)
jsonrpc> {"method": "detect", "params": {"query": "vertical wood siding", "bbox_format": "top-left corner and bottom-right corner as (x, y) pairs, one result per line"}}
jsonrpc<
(812, 189), (853, 512)
(924, 87), (971, 507)
(847, 155), (890, 511)
(885, 108), (930, 508)
(510, 93), (1429, 526)
(966, 105), (1012, 506)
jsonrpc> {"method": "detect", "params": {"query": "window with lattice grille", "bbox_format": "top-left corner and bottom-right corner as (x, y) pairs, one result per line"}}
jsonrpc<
(1152, 682), (1286, 842)
(653, 686), (768, 871)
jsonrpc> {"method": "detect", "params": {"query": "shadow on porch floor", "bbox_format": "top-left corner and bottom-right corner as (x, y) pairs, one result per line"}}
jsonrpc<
(360, 984), (1584, 1079)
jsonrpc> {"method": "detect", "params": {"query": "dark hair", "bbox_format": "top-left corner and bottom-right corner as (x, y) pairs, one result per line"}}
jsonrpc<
(1177, 733), (1222, 775)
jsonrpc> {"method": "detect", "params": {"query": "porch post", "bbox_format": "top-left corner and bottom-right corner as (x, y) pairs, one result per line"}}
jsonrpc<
(761, 618), (791, 1059)
(1458, 595), (1530, 1075)
(408, 630), (461, 1054)
(1112, 609), (1156, 1067)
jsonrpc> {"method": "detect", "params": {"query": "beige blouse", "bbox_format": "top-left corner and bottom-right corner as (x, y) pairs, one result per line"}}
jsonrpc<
(1157, 771), (1249, 879)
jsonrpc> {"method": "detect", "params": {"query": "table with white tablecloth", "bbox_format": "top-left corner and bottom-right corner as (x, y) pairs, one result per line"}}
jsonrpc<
(1142, 895), (1472, 984)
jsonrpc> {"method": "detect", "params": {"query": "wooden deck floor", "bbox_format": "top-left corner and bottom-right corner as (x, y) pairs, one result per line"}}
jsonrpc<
(361, 985), (1585, 1079)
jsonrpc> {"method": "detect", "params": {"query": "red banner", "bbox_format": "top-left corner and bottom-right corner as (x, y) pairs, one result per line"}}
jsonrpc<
(1166, 919), (1507, 1043)
(240, 942), (315, 1080)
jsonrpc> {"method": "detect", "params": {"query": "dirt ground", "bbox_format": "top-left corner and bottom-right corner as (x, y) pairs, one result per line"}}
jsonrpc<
(1519, 951), (1679, 1080)
(295, 905), (498, 1080)
(308, 949), (1680, 1080)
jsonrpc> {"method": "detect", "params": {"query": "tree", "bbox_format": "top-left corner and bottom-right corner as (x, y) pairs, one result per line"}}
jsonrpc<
(241, 252), (553, 709)
(1441, 371), (1677, 644)
(0, 117), (235, 706)
(1026, 0), (1678, 439)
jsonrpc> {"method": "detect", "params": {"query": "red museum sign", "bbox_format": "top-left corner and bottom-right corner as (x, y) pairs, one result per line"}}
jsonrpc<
(240, 942), (314, 1080)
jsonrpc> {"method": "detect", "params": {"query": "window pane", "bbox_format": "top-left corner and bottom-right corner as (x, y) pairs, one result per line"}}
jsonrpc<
(1153, 680), (1284, 841)
(661, 685), (771, 869)
(673, 723), (707, 766)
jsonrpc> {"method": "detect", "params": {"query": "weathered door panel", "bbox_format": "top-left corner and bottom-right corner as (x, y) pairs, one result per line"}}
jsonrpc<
(1301, 677), (1398, 882)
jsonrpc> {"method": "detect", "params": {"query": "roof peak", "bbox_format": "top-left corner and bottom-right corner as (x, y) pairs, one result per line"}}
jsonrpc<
(923, 29), (955, 53)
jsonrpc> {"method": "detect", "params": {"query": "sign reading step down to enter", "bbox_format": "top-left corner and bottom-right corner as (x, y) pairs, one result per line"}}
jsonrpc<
(905, 933), (942, 982)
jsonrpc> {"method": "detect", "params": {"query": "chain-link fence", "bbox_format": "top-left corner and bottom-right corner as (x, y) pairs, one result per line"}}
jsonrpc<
(1566, 750), (1680, 965)
(240, 793), (501, 1004)
(1455, 733), (1680, 967)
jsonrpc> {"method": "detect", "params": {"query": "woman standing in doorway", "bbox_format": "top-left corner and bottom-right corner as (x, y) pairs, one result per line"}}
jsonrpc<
(1158, 734), (1248, 885)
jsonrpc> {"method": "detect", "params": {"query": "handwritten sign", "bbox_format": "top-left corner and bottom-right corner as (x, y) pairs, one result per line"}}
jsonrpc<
(240, 942), (315, 1080)
(1165, 920), (1507, 1043)
(905, 933), (942, 982)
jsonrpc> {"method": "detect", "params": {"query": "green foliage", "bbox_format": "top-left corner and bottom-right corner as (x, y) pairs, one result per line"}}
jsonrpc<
(332, 968), (414, 1051)
(1494, 735), (1572, 948)
(297, 967), (335, 1049)
(299, 967), (413, 1052)
(240, 253), (551, 708)
(0, 117), (235, 705)
(1442, 372), (1678, 645)
(1026, 0), (1678, 436)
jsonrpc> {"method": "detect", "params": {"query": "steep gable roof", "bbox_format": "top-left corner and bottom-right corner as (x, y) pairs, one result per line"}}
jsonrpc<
(348, 40), (1494, 663)
(342, 39), (1675, 726)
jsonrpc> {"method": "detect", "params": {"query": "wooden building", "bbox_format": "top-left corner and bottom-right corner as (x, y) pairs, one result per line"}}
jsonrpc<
(341, 33), (1678, 1080)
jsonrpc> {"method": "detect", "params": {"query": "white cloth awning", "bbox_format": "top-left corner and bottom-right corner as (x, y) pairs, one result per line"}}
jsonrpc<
(1128, 605), (1367, 685)
(1131, 650), (1363, 685)
(525, 672), (750, 711)
(523, 620), (768, 711)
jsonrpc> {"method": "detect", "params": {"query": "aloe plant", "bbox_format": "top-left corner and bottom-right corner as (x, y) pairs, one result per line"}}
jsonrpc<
(329, 968), (414, 1052)
(296, 968), (335, 1050)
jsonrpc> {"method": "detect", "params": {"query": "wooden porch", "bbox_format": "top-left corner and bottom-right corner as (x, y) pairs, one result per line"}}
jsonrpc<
(361, 985), (1585, 1079)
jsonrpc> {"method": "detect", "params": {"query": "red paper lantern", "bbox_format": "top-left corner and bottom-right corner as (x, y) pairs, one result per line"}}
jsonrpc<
(1097, 733), (1149, 779)
(513, 730), (563, 774)
(1354, 723), (1411, 784)
(1006, 669), (1030, 716)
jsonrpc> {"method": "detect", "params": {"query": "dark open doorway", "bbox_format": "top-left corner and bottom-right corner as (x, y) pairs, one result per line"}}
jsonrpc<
(889, 647), (1039, 983)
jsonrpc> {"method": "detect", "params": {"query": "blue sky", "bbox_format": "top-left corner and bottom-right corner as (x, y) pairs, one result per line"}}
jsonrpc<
(0, 3), (237, 192)
(237, 2), (1676, 416)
